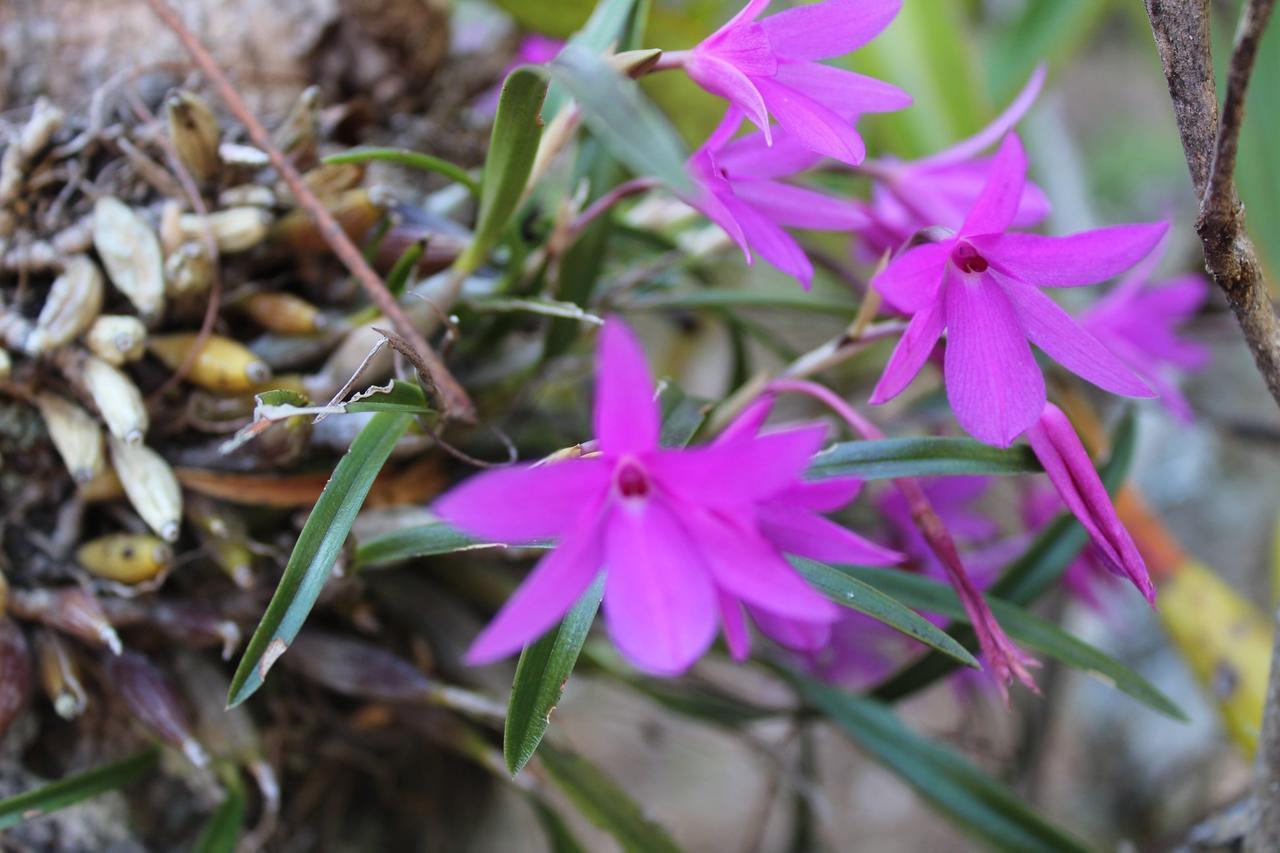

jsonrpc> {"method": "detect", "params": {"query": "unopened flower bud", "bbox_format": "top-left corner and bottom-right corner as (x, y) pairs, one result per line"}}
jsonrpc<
(79, 354), (148, 444)
(107, 436), (183, 542)
(165, 89), (221, 185)
(178, 207), (272, 254)
(34, 392), (104, 484)
(84, 314), (146, 365)
(33, 629), (88, 720)
(28, 256), (104, 353)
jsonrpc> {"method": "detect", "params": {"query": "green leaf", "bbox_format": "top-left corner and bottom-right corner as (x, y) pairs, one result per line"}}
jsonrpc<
(537, 743), (683, 853)
(547, 45), (692, 194)
(657, 382), (709, 449)
(504, 577), (605, 776)
(193, 767), (245, 853)
(343, 379), (432, 414)
(791, 558), (979, 669)
(986, 1), (1110, 103)
(384, 240), (426, 299)
(623, 289), (859, 317)
(457, 68), (550, 274)
(228, 411), (413, 707)
(0, 749), (159, 830)
(783, 670), (1090, 853)
(807, 437), (1041, 481)
(845, 565), (1185, 720)
(322, 147), (478, 194)
(354, 522), (539, 571)
(527, 795), (591, 853)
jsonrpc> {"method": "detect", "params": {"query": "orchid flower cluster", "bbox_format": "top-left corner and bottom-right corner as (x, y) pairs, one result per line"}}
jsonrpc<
(440, 0), (1210, 690)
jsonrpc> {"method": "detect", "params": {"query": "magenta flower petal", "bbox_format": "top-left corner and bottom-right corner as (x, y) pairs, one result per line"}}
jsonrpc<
(730, 179), (869, 231)
(594, 318), (661, 456)
(716, 396), (775, 445)
(757, 507), (903, 566)
(465, 521), (605, 664)
(772, 476), (863, 512)
(702, 20), (778, 76)
(434, 459), (610, 543)
(996, 275), (1154, 398)
(760, 0), (900, 61)
(603, 502), (719, 675)
(869, 299), (946, 405)
(727, 199), (815, 287)
(1026, 405), (1154, 603)
(685, 55), (773, 142)
(718, 591), (752, 661)
(972, 221), (1170, 286)
(688, 511), (839, 621)
(917, 66), (1046, 168)
(717, 125), (824, 179)
(944, 272), (1045, 447)
(754, 77), (866, 165)
(773, 61), (912, 115)
(650, 424), (829, 507)
(958, 134), (1027, 237)
(751, 608), (832, 652)
(872, 240), (952, 313)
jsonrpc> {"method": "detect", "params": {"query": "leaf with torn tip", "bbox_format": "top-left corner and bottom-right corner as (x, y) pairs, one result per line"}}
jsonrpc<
(227, 411), (413, 707)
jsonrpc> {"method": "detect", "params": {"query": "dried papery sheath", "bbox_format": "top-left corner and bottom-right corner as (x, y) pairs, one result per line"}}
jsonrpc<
(187, 496), (254, 588)
(79, 354), (148, 444)
(285, 630), (439, 703)
(76, 533), (172, 585)
(106, 650), (208, 767)
(274, 84), (320, 164)
(33, 629), (88, 720)
(28, 256), (104, 353)
(34, 392), (104, 483)
(163, 242), (215, 299)
(79, 466), (125, 502)
(165, 89), (221, 185)
(8, 587), (122, 654)
(218, 184), (276, 208)
(101, 598), (241, 660)
(108, 436), (183, 542)
(218, 142), (270, 169)
(0, 97), (64, 212)
(0, 618), (32, 738)
(149, 333), (272, 394)
(93, 197), (166, 321)
(296, 162), (364, 201)
(85, 314), (146, 365)
(178, 207), (272, 254)
(275, 188), (383, 253)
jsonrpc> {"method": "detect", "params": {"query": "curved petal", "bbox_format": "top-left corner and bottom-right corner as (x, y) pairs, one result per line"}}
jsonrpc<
(869, 298), (946, 405)
(702, 21), (778, 76)
(731, 179), (868, 231)
(434, 459), (610, 543)
(750, 608), (832, 652)
(754, 77), (865, 165)
(918, 65), (1046, 168)
(773, 61), (912, 115)
(730, 196), (815, 287)
(685, 54), (772, 143)
(715, 396), (774, 445)
(769, 476), (863, 512)
(595, 319), (661, 456)
(650, 423), (829, 508)
(718, 590), (752, 661)
(686, 510), (838, 621)
(761, 0), (901, 60)
(871, 240), (951, 313)
(687, 168), (753, 262)
(465, 519), (605, 664)
(943, 272), (1045, 446)
(996, 275), (1154, 398)
(958, 133), (1026, 238)
(717, 125), (823, 180)
(758, 507), (903, 566)
(603, 500), (718, 675)
(972, 221), (1170, 286)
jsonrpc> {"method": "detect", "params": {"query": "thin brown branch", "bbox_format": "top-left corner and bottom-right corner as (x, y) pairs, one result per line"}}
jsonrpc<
(139, 0), (475, 422)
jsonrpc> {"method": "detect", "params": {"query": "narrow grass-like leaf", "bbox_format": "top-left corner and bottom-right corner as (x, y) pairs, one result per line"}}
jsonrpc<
(623, 289), (859, 317)
(783, 669), (1090, 853)
(323, 148), (478, 194)
(505, 577), (605, 775)
(807, 437), (1041, 481)
(657, 382), (709, 449)
(193, 767), (245, 853)
(547, 45), (691, 194)
(792, 558), (978, 669)
(228, 411), (413, 707)
(457, 68), (549, 273)
(0, 748), (159, 830)
(527, 795), (591, 853)
(354, 522), (530, 570)
(843, 565), (1185, 720)
(538, 743), (683, 853)
(384, 240), (426, 298)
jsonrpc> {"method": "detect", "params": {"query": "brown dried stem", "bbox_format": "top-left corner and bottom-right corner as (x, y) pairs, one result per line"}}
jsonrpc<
(139, 0), (475, 422)
(1144, 2), (1280, 849)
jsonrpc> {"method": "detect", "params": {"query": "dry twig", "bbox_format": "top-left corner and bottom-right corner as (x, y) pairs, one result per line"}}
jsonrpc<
(140, 0), (475, 422)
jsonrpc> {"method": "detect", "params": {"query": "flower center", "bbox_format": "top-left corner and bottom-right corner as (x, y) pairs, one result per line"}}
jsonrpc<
(615, 459), (650, 499)
(951, 242), (989, 274)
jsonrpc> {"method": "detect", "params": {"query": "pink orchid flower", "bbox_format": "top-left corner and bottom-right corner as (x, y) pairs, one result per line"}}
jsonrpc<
(1025, 403), (1154, 603)
(680, 0), (911, 165)
(686, 109), (869, 288)
(1081, 239), (1211, 423)
(434, 319), (851, 676)
(869, 133), (1167, 447)
(856, 67), (1051, 260)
